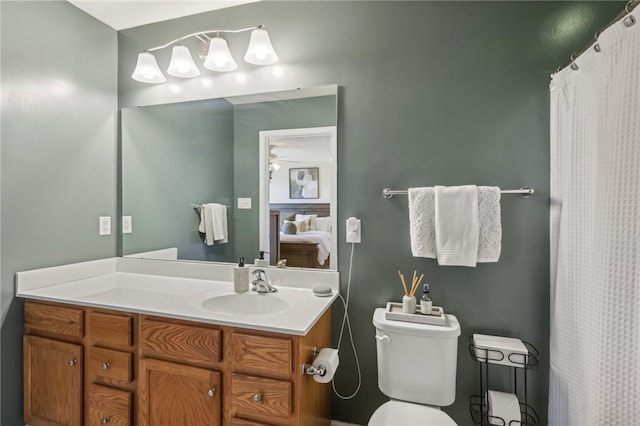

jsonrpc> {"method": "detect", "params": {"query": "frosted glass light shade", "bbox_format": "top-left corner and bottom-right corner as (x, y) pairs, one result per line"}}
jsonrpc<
(244, 28), (279, 65)
(167, 45), (200, 78)
(203, 37), (238, 72)
(132, 52), (166, 83)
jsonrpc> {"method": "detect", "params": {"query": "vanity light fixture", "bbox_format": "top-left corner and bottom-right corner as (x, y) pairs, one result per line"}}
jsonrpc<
(167, 45), (200, 78)
(132, 25), (278, 84)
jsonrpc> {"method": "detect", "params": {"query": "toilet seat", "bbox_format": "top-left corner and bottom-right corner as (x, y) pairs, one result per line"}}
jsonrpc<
(368, 400), (457, 426)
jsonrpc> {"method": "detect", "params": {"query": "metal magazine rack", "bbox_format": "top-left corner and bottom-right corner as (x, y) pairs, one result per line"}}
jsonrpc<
(468, 336), (540, 426)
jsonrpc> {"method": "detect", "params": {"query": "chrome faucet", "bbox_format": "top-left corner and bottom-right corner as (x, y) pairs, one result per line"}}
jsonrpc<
(252, 269), (278, 293)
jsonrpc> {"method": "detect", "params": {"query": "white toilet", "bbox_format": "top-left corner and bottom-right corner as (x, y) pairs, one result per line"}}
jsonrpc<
(368, 308), (461, 426)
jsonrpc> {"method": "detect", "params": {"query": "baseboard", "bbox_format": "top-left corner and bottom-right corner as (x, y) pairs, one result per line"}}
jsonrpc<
(331, 421), (362, 426)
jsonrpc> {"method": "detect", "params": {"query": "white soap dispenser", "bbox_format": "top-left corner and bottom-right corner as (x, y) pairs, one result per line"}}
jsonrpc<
(254, 251), (269, 267)
(234, 257), (249, 293)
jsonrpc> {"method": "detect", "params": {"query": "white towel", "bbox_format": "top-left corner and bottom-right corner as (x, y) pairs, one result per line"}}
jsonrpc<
(409, 186), (502, 265)
(408, 187), (436, 258)
(434, 185), (479, 267)
(198, 203), (228, 245)
(198, 207), (206, 233)
(211, 203), (228, 243)
(204, 204), (215, 246)
(477, 186), (502, 262)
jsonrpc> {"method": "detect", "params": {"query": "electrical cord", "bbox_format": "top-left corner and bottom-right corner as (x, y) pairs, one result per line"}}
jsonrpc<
(332, 241), (362, 399)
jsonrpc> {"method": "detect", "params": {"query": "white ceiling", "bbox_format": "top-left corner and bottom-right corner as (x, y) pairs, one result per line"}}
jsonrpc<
(67, 0), (261, 30)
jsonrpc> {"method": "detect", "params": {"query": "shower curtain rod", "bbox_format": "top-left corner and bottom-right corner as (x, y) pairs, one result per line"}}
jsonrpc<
(555, 0), (638, 75)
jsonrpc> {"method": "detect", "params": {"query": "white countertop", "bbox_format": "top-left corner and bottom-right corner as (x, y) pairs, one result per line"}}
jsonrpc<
(16, 257), (339, 336)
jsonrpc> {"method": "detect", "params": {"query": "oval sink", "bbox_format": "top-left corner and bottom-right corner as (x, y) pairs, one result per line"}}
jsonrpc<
(201, 292), (290, 315)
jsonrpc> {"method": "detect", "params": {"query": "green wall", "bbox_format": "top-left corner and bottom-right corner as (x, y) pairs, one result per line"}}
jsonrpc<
(232, 95), (337, 260)
(0, 1), (117, 423)
(122, 99), (235, 261)
(118, 2), (622, 424)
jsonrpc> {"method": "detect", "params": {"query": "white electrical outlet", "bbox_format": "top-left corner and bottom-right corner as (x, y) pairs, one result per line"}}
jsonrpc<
(122, 216), (132, 234)
(99, 216), (111, 236)
(346, 217), (361, 243)
(237, 197), (252, 209)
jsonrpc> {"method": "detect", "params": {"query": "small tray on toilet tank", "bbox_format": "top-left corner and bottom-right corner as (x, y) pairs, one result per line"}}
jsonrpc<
(384, 302), (447, 326)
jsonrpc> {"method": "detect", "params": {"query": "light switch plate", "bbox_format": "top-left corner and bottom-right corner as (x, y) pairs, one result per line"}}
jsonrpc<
(122, 216), (132, 234)
(99, 216), (111, 236)
(237, 198), (252, 209)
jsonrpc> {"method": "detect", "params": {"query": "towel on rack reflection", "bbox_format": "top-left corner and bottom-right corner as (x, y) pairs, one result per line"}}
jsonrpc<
(408, 186), (501, 266)
(198, 203), (228, 245)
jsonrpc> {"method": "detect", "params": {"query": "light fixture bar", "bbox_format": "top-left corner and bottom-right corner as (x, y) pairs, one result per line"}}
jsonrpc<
(146, 25), (262, 52)
(132, 24), (278, 84)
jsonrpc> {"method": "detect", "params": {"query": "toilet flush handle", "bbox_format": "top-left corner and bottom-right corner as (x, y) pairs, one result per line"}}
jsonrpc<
(375, 334), (390, 343)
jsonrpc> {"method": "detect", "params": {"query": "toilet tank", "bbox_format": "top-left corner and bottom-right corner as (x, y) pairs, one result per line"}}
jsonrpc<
(373, 308), (461, 406)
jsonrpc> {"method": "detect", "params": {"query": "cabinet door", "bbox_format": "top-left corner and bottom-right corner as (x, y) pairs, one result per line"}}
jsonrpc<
(24, 335), (83, 426)
(138, 358), (221, 426)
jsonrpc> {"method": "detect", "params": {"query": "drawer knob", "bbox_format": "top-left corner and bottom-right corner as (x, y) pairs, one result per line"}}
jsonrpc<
(252, 393), (263, 402)
(68, 359), (77, 367)
(100, 417), (110, 424)
(101, 362), (111, 370)
(207, 388), (216, 397)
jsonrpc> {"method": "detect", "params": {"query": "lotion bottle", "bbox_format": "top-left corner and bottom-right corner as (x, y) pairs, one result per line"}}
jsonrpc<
(254, 251), (269, 267)
(234, 257), (249, 293)
(420, 283), (432, 315)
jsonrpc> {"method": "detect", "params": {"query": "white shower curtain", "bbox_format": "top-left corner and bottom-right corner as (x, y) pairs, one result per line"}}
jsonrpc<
(549, 16), (640, 426)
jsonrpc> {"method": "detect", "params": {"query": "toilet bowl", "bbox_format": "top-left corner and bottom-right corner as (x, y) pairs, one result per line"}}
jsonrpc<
(368, 308), (461, 426)
(368, 400), (457, 426)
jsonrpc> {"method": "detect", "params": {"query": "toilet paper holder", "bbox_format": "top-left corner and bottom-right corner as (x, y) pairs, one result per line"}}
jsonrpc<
(302, 345), (325, 376)
(302, 363), (327, 377)
(302, 345), (336, 377)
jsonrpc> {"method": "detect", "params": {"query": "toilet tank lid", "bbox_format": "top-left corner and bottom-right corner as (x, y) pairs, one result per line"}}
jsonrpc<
(373, 308), (461, 338)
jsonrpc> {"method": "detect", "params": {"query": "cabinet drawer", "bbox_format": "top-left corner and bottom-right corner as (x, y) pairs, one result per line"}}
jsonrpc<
(88, 312), (133, 347)
(89, 347), (133, 383)
(140, 318), (221, 366)
(230, 333), (292, 378)
(87, 384), (132, 426)
(25, 301), (84, 338)
(231, 374), (292, 421)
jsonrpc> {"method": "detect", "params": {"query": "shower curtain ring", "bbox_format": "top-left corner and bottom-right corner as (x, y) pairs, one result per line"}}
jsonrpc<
(624, 1), (636, 27)
(570, 53), (579, 71)
(593, 31), (601, 52)
(625, 0), (634, 14)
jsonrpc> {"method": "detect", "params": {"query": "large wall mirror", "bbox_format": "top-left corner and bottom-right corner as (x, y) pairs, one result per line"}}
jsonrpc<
(121, 85), (338, 271)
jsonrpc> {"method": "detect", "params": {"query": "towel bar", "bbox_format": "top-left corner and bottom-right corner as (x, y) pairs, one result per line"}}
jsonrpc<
(382, 186), (534, 199)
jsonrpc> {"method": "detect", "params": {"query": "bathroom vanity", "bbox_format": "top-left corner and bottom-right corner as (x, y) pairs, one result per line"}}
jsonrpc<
(18, 257), (338, 426)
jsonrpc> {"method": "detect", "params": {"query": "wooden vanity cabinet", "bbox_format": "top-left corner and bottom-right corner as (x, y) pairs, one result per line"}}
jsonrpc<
(24, 300), (332, 426)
